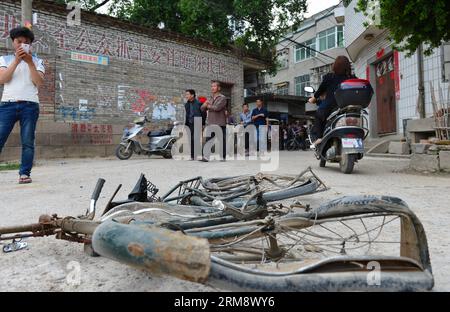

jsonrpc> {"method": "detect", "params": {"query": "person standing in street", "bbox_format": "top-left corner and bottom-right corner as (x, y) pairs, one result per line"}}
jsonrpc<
(201, 81), (227, 161)
(240, 103), (252, 153)
(0, 27), (45, 184)
(240, 103), (252, 127)
(251, 98), (269, 153)
(184, 89), (205, 160)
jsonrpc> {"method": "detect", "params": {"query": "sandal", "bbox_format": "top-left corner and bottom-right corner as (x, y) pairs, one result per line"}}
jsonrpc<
(19, 175), (32, 184)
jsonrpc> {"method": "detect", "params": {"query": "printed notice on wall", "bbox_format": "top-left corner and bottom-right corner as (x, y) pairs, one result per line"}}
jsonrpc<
(71, 52), (109, 66)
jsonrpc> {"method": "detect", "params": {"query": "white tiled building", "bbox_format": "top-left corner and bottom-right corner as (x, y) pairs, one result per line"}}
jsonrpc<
(262, 4), (348, 117)
(344, 0), (450, 138)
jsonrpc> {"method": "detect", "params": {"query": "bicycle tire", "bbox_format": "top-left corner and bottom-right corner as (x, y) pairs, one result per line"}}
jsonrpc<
(91, 195), (434, 291)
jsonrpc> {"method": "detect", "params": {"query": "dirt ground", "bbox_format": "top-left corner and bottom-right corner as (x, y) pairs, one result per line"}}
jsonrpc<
(0, 151), (449, 291)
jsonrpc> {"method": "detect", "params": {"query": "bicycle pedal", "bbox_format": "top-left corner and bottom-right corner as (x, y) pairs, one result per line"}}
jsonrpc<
(2, 240), (28, 253)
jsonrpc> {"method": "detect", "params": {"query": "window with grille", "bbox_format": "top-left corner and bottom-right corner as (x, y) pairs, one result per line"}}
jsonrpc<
(295, 75), (310, 96)
(275, 82), (289, 95)
(318, 26), (344, 52)
(442, 42), (450, 82)
(311, 64), (333, 88)
(294, 39), (316, 62)
(337, 26), (344, 47)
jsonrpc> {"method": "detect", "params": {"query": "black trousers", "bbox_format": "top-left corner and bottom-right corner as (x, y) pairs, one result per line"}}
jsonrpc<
(205, 126), (226, 160)
(188, 124), (197, 159)
(312, 106), (334, 141)
(244, 125), (250, 151)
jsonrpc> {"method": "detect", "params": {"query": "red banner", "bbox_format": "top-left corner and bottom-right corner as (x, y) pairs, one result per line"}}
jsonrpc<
(71, 123), (113, 145)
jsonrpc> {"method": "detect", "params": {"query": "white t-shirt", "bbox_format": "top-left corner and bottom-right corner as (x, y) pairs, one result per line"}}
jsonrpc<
(0, 54), (45, 103)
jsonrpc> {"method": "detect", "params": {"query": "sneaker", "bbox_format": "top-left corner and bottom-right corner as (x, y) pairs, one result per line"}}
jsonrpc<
(19, 175), (32, 184)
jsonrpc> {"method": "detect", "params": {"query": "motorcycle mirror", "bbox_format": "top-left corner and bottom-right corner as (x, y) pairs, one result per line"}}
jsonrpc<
(304, 86), (315, 93)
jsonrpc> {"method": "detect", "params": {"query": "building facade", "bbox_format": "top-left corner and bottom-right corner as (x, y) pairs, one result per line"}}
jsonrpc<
(344, 0), (450, 138)
(257, 4), (348, 121)
(0, 0), (264, 161)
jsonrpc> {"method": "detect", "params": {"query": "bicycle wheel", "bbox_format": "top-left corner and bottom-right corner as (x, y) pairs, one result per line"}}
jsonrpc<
(204, 195), (433, 291)
(92, 195), (433, 291)
(286, 140), (296, 151)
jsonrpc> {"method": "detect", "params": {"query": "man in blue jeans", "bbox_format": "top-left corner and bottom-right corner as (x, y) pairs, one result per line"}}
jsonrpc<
(0, 27), (45, 184)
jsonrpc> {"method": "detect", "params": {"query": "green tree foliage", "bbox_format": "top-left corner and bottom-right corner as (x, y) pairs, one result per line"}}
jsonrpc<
(355, 0), (450, 56)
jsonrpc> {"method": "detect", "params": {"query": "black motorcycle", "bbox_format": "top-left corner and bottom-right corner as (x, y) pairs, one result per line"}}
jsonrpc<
(305, 79), (373, 174)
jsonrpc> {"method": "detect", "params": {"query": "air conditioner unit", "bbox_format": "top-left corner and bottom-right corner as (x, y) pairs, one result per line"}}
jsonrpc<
(334, 7), (345, 23)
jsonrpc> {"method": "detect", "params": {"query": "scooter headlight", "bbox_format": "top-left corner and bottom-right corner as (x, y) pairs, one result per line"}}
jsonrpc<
(336, 117), (362, 128)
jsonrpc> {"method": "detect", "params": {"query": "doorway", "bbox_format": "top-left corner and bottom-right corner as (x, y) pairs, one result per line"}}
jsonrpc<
(375, 54), (397, 135)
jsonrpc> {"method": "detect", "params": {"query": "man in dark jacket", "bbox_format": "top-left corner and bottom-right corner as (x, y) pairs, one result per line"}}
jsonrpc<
(184, 89), (205, 160)
(251, 98), (269, 152)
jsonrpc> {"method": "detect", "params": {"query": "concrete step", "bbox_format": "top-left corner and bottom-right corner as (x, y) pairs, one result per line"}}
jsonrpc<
(365, 152), (411, 159)
(365, 134), (409, 156)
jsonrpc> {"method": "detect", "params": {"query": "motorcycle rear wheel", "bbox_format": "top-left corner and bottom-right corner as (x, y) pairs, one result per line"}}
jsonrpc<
(340, 153), (356, 174)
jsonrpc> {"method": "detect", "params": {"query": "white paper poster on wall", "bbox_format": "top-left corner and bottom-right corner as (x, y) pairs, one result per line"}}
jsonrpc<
(79, 99), (88, 112)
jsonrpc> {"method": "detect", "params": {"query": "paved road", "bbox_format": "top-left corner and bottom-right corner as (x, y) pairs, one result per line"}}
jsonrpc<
(0, 151), (449, 291)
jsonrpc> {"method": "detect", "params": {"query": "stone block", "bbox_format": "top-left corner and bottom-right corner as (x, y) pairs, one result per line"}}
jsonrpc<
(411, 143), (432, 155)
(439, 151), (450, 172)
(410, 154), (440, 172)
(367, 140), (390, 154)
(389, 141), (411, 155)
(406, 118), (435, 133)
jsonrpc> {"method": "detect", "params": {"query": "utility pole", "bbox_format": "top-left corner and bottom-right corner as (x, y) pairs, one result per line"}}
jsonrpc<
(21, 0), (33, 28)
(417, 43), (426, 119)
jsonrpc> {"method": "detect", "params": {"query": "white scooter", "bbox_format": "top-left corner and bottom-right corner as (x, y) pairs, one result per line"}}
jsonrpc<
(305, 79), (373, 174)
(115, 114), (178, 160)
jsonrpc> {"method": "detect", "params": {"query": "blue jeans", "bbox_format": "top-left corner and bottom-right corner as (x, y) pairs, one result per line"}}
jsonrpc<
(0, 101), (40, 176)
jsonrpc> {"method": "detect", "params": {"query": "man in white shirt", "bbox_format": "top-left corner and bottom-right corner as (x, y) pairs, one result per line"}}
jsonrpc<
(0, 27), (45, 184)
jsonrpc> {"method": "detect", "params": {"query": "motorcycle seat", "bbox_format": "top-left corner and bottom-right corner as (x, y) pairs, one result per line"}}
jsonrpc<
(148, 129), (171, 137)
